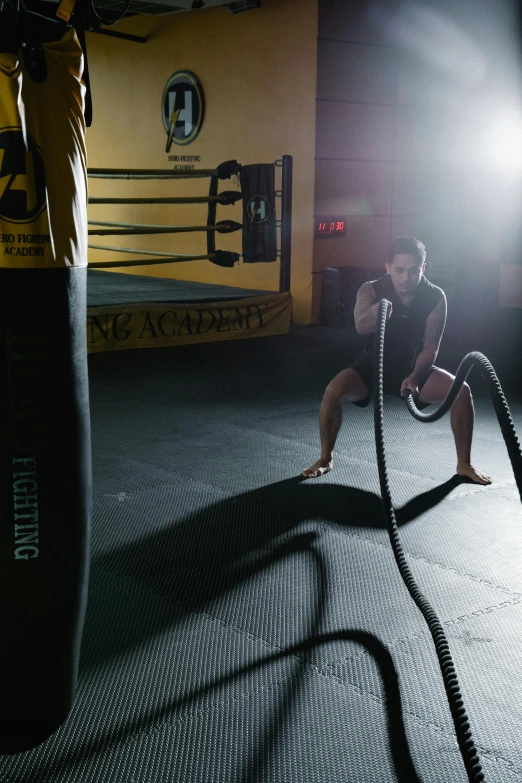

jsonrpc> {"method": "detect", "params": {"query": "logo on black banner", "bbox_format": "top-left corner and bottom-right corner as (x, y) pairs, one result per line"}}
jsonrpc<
(247, 195), (271, 225)
(0, 129), (46, 223)
(162, 71), (205, 152)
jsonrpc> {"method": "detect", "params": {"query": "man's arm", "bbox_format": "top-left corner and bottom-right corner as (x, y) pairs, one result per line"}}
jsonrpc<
(354, 282), (392, 335)
(407, 292), (447, 386)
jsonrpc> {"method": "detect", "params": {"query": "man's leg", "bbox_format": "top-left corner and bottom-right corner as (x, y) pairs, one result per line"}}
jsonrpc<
(302, 368), (368, 478)
(417, 368), (492, 485)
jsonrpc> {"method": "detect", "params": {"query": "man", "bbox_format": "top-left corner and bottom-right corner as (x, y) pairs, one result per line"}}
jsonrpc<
(302, 236), (491, 485)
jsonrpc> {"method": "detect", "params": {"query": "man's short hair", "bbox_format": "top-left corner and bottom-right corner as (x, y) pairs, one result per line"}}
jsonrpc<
(388, 236), (426, 266)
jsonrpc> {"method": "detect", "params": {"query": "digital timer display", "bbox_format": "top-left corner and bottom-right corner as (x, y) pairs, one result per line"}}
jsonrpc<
(315, 218), (346, 237)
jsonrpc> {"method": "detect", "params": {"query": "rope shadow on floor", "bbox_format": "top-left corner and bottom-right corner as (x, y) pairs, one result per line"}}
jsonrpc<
(59, 476), (468, 780)
(36, 532), (425, 783)
(85, 474), (468, 667)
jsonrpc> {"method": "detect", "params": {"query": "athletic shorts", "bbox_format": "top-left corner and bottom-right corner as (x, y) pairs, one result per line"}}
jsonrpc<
(349, 355), (438, 409)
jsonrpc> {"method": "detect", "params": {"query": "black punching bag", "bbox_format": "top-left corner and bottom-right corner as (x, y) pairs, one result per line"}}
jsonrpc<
(0, 21), (91, 753)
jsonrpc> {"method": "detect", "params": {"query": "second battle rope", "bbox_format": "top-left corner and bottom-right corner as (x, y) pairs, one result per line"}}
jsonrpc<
(373, 297), (522, 783)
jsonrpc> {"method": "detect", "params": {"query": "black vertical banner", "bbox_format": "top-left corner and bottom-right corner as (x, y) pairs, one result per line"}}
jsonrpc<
(240, 164), (277, 263)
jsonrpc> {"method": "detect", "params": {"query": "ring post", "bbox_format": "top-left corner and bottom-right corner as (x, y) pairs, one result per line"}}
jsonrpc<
(279, 154), (293, 293)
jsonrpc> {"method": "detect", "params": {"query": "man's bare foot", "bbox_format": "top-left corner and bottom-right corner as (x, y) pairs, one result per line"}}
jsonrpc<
(457, 463), (492, 485)
(302, 459), (333, 478)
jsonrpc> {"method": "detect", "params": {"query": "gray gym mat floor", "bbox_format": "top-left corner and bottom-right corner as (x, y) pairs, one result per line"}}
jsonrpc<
(2, 325), (522, 783)
(87, 269), (273, 306)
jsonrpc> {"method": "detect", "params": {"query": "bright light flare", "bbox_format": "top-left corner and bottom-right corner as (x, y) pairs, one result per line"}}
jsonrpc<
(481, 108), (522, 177)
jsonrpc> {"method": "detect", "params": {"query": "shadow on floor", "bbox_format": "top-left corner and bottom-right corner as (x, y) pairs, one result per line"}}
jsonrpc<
(91, 473), (467, 605)
(86, 474), (468, 664)
(66, 475), (471, 781)
(37, 525), (429, 783)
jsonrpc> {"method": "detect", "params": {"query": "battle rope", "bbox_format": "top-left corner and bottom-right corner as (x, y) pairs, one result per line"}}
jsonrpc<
(374, 298), (522, 783)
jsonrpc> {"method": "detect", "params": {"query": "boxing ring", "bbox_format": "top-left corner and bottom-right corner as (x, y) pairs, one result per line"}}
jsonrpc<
(86, 158), (294, 353)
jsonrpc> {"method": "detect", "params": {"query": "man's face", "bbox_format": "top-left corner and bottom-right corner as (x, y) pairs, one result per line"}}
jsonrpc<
(385, 253), (425, 295)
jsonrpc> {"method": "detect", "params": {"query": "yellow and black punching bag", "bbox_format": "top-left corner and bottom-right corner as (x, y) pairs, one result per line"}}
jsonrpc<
(0, 19), (91, 754)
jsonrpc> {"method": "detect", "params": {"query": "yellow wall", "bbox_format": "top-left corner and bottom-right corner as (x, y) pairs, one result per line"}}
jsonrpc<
(85, 0), (318, 323)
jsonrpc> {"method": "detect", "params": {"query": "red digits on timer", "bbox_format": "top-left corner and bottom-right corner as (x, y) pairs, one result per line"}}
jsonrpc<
(317, 219), (345, 235)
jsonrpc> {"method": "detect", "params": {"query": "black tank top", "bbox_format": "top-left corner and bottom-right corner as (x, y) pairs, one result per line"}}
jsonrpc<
(362, 274), (443, 372)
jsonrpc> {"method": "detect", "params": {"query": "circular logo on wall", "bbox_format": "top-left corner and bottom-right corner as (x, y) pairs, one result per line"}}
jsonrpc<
(247, 195), (272, 225)
(162, 71), (205, 152)
(0, 129), (46, 223)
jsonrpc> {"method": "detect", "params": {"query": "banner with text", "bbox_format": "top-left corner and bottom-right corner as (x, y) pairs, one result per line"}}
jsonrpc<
(87, 292), (292, 353)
